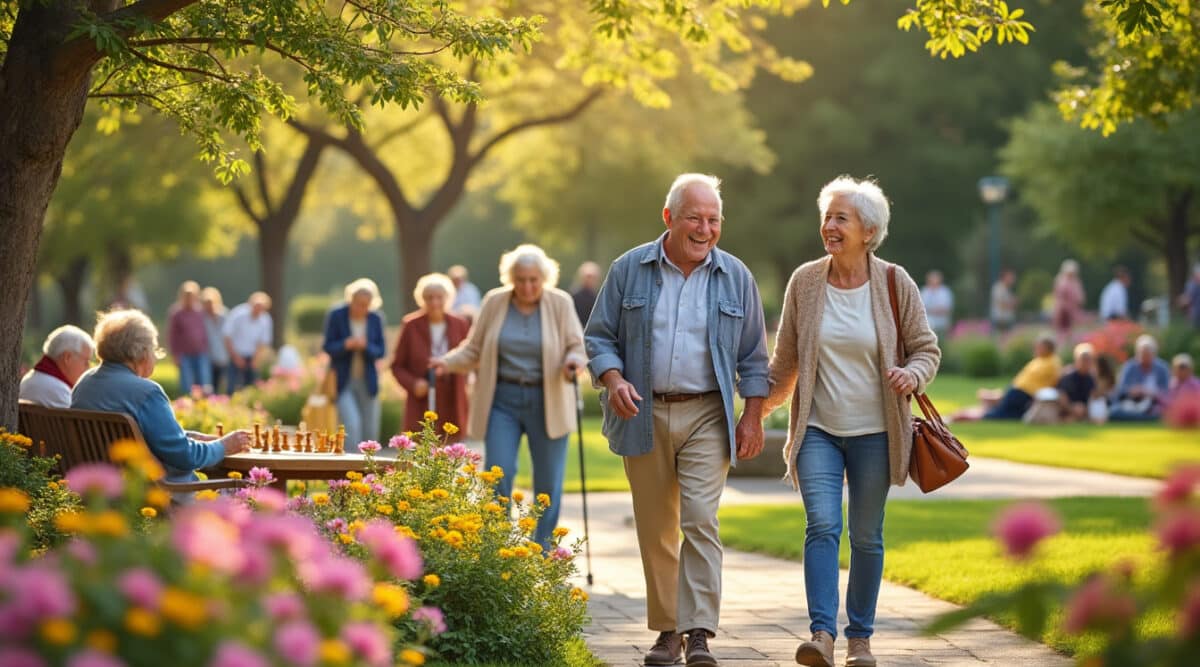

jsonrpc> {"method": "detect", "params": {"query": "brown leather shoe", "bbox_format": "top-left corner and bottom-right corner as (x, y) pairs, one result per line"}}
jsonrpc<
(845, 637), (876, 667)
(643, 631), (683, 665)
(794, 630), (834, 667)
(684, 629), (718, 667)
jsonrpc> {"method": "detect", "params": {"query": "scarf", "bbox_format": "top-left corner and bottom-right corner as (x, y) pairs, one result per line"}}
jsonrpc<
(33, 355), (73, 388)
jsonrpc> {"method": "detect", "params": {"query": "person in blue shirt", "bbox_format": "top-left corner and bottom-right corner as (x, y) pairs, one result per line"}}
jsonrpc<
(72, 309), (251, 485)
(321, 278), (388, 451)
(1110, 334), (1172, 421)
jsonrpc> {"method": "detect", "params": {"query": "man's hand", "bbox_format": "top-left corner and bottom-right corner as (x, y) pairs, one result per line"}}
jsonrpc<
(221, 430), (252, 456)
(736, 397), (765, 460)
(600, 369), (641, 419)
(231, 356), (246, 369)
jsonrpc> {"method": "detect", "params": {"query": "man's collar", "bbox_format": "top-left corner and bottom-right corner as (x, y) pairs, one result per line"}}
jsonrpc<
(641, 231), (724, 273)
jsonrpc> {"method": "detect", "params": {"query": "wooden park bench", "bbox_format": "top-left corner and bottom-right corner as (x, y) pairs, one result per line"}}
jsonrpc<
(17, 402), (249, 493)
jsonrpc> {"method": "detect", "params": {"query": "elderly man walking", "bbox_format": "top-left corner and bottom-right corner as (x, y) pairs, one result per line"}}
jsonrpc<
(585, 173), (769, 667)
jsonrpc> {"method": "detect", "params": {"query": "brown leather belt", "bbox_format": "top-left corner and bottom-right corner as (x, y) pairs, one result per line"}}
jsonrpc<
(498, 376), (542, 387)
(654, 391), (719, 403)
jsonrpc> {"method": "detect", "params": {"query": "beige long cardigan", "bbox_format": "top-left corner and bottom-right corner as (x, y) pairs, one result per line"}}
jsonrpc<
(441, 286), (587, 441)
(766, 254), (941, 488)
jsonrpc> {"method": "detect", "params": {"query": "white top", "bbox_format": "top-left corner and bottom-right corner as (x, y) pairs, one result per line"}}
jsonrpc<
(808, 282), (886, 436)
(1099, 279), (1129, 319)
(651, 244), (717, 394)
(222, 303), (273, 358)
(920, 284), (954, 333)
(19, 369), (72, 408)
(429, 321), (448, 357)
(991, 281), (1017, 323)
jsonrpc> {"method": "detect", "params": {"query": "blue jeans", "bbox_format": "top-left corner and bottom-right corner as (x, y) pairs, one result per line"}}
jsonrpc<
(485, 381), (569, 547)
(229, 356), (257, 393)
(797, 426), (891, 640)
(337, 377), (380, 452)
(210, 363), (230, 395)
(177, 353), (212, 395)
(983, 387), (1032, 420)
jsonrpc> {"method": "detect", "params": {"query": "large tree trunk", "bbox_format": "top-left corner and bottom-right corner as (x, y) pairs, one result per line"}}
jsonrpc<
(257, 219), (289, 347)
(0, 4), (99, 430)
(55, 256), (91, 326)
(1163, 188), (1193, 303)
(397, 217), (434, 313)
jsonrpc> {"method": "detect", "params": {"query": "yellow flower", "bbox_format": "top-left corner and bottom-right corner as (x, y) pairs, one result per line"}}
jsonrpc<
(484, 503), (503, 514)
(346, 471), (363, 481)
(442, 422), (459, 435)
(500, 571), (512, 581)
(0, 488), (30, 514)
(490, 465), (503, 475)
(320, 639), (351, 664)
(429, 488), (449, 500)
(338, 533), (354, 545)
(293, 481), (306, 491)
(498, 548), (514, 558)
(513, 546), (531, 558)
(423, 410), (438, 422)
(463, 463), (476, 473)
(47, 480), (59, 490)
(395, 524), (418, 539)
(0, 432), (32, 448)
(39, 618), (76, 645)
(85, 629), (117, 653)
(528, 541), (543, 554)
(570, 587), (589, 601)
(497, 496), (509, 505)
(140, 507), (158, 519)
(54, 511), (85, 533)
(396, 500), (411, 511)
(399, 648), (426, 665)
(108, 439), (149, 464)
(537, 493), (551, 507)
(195, 490), (219, 501)
(347, 520), (365, 534)
(406, 488), (424, 499)
(372, 582), (410, 617)
(311, 493), (330, 505)
(443, 530), (464, 548)
(145, 487), (172, 509)
(160, 588), (208, 629)
(124, 607), (161, 636)
(423, 574), (441, 588)
(350, 481), (372, 495)
(93, 510), (129, 537)
(518, 517), (536, 534)
(553, 527), (570, 538)
(226, 471), (243, 480)
(512, 491), (524, 503)
(376, 504), (394, 515)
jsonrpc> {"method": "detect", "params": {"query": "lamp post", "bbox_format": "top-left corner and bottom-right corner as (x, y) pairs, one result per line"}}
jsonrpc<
(978, 176), (1009, 335)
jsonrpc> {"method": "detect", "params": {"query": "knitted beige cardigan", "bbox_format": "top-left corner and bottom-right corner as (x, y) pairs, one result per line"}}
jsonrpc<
(766, 254), (941, 488)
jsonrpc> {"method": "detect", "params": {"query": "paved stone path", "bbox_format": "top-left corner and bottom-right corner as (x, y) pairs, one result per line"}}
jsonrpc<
(553, 458), (1161, 666)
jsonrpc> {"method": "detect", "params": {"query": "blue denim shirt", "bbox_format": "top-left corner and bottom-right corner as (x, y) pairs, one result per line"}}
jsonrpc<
(71, 362), (226, 483)
(585, 237), (770, 463)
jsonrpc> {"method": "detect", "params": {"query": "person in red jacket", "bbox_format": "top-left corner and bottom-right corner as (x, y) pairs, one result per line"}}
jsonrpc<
(390, 273), (470, 433)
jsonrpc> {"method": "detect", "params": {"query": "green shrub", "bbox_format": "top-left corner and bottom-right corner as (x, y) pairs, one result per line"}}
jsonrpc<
(951, 336), (1002, 378)
(291, 293), (335, 335)
(1002, 330), (1041, 377)
(1017, 269), (1053, 317)
(0, 430), (81, 552)
(150, 362), (181, 398)
(1160, 322), (1200, 361)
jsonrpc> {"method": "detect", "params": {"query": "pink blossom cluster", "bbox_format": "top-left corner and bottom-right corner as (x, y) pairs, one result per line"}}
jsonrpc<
(992, 502), (1062, 560)
(64, 463), (124, 499)
(412, 606), (447, 635)
(355, 519), (423, 580)
(435, 443), (481, 464)
(1063, 575), (1137, 635)
(357, 440), (381, 454)
(389, 434), (415, 451)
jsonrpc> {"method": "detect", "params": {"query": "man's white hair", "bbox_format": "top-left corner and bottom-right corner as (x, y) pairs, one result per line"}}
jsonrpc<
(43, 325), (94, 359)
(1135, 334), (1158, 354)
(664, 173), (722, 217)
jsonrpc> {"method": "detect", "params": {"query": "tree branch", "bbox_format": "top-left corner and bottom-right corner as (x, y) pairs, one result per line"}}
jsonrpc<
(468, 89), (603, 168)
(253, 151), (274, 219)
(125, 46), (234, 83)
(232, 185), (264, 224)
(59, 0), (202, 72)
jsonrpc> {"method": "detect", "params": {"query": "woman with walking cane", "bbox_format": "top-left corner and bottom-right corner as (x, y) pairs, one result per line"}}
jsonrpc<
(430, 244), (586, 548)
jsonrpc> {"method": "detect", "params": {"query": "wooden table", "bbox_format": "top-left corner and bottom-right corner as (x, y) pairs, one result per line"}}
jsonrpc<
(222, 450), (383, 488)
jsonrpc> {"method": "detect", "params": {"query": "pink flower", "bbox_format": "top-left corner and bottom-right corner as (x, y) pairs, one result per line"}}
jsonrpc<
(117, 568), (163, 610)
(992, 502), (1061, 560)
(1063, 576), (1136, 635)
(550, 547), (573, 560)
(358, 440), (381, 454)
(263, 592), (306, 621)
(435, 443), (481, 463)
(66, 650), (125, 667)
(357, 519), (422, 580)
(0, 648), (46, 667)
(389, 434), (414, 451)
(328, 480), (350, 490)
(172, 507), (245, 574)
(64, 538), (97, 565)
(1156, 508), (1200, 558)
(241, 487), (287, 512)
(299, 555), (370, 601)
(65, 463), (124, 499)
(325, 518), (348, 533)
(247, 467), (275, 486)
(9, 564), (76, 620)
(0, 603), (35, 640)
(1156, 465), (1200, 510)
(274, 621), (320, 666)
(412, 606), (446, 634)
(209, 641), (269, 667)
(341, 622), (391, 667)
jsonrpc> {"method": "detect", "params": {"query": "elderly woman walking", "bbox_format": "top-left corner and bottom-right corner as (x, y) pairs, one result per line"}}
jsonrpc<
(430, 244), (586, 547)
(72, 310), (251, 484)
(322, 278), (388, 451)
(766, 176), (940, 667)
(390, 272), (470, 433)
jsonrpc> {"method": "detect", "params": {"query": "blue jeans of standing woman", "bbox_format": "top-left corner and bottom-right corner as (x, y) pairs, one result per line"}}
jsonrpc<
(337, 377), (380, 452)
(177, 353), (211, 396)
(797, 426), (891, 640)
(485, 380), (569, 548)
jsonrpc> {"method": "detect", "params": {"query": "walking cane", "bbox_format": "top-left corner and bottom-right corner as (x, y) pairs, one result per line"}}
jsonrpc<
(573, 375), (594, 585)
(426, 368), (437, 415)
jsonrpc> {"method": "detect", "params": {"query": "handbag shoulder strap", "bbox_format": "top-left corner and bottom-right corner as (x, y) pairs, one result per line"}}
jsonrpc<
(886, 264), (906, 364)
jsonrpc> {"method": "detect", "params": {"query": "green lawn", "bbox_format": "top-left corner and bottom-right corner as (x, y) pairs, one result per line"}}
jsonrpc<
(513, 418), (629, 493)
(925, 374), (1007, 413)
(718, 497), (1169, 657)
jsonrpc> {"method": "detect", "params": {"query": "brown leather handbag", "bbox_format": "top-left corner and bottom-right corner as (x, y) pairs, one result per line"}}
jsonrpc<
(887, 265), (969, 493)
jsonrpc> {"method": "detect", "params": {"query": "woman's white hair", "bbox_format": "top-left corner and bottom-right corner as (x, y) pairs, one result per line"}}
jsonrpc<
(94, 309), (159, 366)
(413, 272), (456, 310)
(499, 244), (559, 289)
(817, 175), (891, 253)
(664, 173), (723, 217)
(344, 277), (383, 311)
(43, 325), (94, 359)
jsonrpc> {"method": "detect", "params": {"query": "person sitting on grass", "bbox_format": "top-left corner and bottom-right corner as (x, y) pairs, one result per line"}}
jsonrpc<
(983, 333), (1062, 420)
(1056, 343), (1097, 423)
(1164, 353), (1200, 417)
(1109, 334), (1170, 422)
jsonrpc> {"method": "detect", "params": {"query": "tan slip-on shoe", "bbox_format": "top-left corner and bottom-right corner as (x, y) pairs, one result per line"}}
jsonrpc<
(794, 630), (834, 667)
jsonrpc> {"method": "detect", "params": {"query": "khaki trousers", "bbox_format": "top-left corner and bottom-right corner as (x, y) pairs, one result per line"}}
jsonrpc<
(624, 393), (730, 634)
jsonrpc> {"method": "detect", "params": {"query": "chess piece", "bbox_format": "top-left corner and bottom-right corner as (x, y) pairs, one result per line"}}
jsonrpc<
(305, 432), (314, 453)
(272, 423), (282, 453)
(253, 422), (262, 451)
(216, 422), (224, 437)
(334, 425), (346, 455)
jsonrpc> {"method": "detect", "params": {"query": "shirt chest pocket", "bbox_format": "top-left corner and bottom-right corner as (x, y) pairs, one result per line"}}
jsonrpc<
(717, 299), (744, 350)
(620, 296), (649, 339)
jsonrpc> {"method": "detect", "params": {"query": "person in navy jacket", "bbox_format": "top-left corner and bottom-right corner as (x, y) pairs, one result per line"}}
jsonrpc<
(322, 278), (388, 450)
